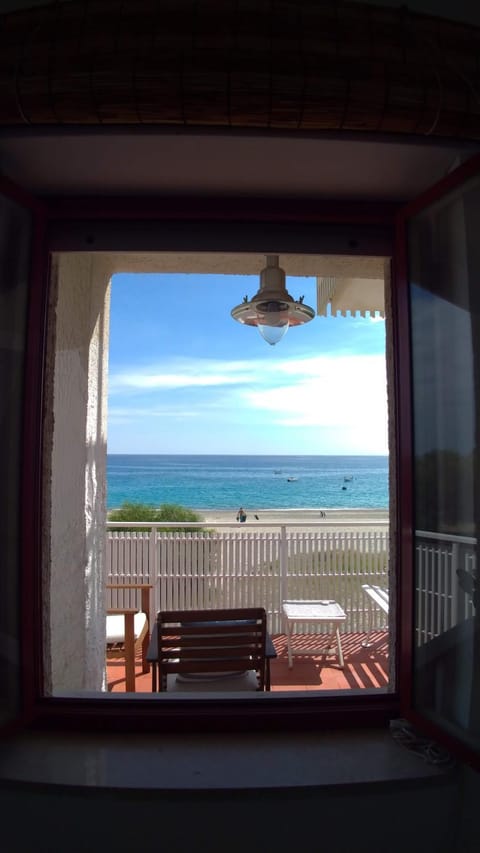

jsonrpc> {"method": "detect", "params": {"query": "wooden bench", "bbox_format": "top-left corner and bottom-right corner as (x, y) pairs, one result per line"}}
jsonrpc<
(361, 584), (389, 647)
(150, 607), (270, 692)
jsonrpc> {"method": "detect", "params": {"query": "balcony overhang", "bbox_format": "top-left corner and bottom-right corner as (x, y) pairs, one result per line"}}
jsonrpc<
(317, 277), (385, 318)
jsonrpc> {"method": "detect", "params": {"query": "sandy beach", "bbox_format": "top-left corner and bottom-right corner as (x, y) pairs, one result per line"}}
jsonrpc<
(195, 507), (389, 531)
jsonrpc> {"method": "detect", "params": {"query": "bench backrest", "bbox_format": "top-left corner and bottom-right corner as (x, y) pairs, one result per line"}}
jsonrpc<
(156, 607), (267, 690)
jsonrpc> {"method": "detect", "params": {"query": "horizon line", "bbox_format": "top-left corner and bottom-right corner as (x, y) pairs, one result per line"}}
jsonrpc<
(107, 451), (389, 457)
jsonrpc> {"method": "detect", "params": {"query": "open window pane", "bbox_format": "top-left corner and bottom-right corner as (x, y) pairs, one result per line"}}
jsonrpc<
(408, 173), (480, 754)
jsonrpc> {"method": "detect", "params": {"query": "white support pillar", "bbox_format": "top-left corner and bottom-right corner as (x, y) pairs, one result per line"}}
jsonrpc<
(45, 253), (113, 694)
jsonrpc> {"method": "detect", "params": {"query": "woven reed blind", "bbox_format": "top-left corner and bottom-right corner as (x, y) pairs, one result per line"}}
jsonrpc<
(0, 0), (479, 139)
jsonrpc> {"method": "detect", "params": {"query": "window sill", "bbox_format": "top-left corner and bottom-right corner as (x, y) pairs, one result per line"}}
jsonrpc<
(0, 726), (455, 792)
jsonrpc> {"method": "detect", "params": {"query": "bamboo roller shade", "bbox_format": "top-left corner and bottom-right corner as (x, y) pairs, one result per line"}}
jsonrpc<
(0, 0), (479, 140)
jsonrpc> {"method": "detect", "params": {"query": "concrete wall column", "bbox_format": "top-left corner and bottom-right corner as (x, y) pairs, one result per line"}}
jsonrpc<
(44, 253), (112, 693)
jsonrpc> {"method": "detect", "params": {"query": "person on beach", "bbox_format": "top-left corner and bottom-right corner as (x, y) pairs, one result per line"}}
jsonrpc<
(236, 507), (247, 522)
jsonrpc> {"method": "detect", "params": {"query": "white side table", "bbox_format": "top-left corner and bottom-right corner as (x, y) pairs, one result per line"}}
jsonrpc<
(282, 599), (347, 668)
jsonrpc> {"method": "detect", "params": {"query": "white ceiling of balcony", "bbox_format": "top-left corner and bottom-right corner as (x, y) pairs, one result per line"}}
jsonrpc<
(0, 129), (478, 201)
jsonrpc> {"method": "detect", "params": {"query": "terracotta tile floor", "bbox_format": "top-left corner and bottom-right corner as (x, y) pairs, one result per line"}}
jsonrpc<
(107, 631), (389, 693)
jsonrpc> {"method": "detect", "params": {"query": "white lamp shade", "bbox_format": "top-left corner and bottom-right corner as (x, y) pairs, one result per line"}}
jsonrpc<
(257, 323), (289, 345)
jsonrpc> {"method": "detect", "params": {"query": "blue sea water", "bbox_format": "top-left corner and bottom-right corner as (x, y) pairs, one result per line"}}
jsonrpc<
(107, 455), (389, 511)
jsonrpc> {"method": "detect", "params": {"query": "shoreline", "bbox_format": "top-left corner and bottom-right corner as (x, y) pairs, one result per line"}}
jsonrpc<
(194, 507), (389, 527)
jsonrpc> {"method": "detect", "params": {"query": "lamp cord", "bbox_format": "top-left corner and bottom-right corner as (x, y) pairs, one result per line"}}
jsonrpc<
(390, 718), (456, 768)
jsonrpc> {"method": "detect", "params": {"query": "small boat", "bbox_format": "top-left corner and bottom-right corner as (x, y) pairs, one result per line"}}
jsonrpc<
(287, 477), (298, 482)
(344, 476), (353, 482)
(274, 470), (282, 474)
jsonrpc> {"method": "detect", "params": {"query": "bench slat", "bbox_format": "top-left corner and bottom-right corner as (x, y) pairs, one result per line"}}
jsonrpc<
(361, 584), (389, 613)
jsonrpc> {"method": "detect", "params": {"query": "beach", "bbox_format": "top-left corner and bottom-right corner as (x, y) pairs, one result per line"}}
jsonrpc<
(195, 507), (389, 531)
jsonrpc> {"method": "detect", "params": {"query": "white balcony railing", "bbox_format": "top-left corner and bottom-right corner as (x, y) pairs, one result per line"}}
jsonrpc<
(105, 521), (390, 635)
(415, 529), (476, 645)
(105, 522), (476, 647)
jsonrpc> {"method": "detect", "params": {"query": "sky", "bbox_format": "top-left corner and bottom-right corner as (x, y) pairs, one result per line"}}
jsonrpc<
(107, 272), (388, 455)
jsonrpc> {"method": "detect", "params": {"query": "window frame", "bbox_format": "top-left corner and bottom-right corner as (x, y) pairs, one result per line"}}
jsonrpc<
(395, 152), (480, 771)
(0, 176), (47, 733)
(20, 194), (402, 734)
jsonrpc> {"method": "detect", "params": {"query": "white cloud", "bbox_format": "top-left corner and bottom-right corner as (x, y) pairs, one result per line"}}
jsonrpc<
(109, 354), (387, 421)
(109, 406), (198, 423)
(108, 353), (389, 453)
(109, 353), (383, 394)
(108, 358), (255, 392)
(242, 354), (386, 425)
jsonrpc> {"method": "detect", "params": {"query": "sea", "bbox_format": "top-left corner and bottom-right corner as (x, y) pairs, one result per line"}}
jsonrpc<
(107, 455), (389, 512)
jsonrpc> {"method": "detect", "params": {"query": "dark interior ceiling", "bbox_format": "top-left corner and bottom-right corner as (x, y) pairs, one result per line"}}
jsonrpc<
(2, 1), (480, 27)
(1, 2), (479, 138)
(0, 1), (479, 200)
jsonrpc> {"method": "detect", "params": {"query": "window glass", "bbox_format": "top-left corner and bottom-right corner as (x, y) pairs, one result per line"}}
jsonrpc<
(0, 193), (31, 724)
(409, 175), (480, 751)
(45, 254), (392, 701)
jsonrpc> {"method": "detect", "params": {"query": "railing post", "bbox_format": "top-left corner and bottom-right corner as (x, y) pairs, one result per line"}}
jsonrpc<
(451, 541), (459, 628)
(149, 525), (157, 622)
(279, 525), (288, 631)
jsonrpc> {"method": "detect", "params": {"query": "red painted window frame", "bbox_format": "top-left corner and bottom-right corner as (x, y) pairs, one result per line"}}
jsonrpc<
(18, 192), (403, 734)
(0, 177), (47, 733)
